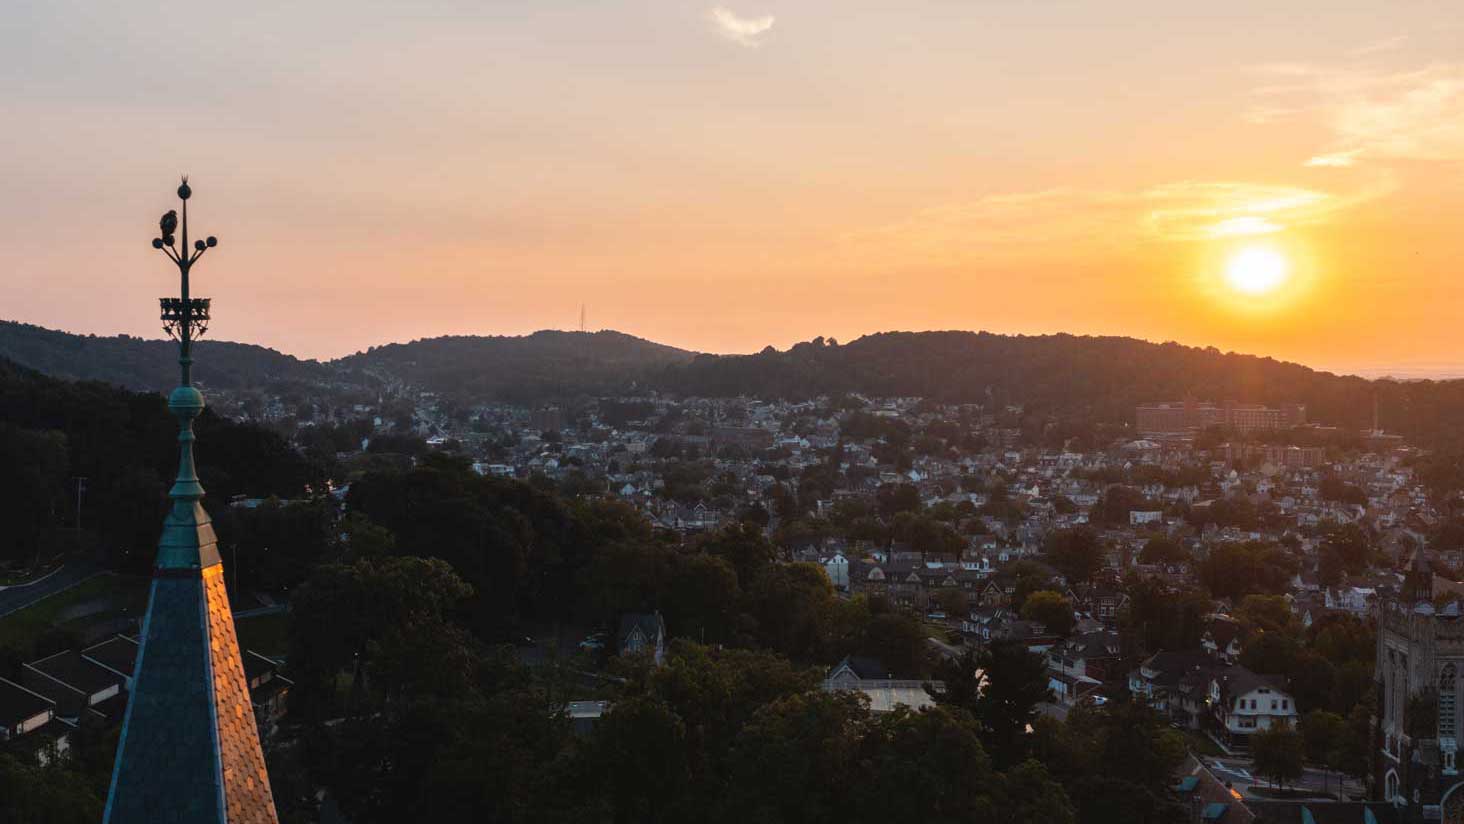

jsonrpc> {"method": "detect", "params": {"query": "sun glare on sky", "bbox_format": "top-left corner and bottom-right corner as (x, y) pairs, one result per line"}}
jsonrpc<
(1224, 247), (1290, 296)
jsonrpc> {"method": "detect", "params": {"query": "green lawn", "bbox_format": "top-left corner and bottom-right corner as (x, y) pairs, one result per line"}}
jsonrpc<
(235, 612), (291, 659)
(1183, 729), (1224, 757)
(0, 574), (150, 650)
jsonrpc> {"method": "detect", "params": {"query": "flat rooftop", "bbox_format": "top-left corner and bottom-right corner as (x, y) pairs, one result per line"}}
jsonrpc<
(0, 677), (54, 726)
(82, 635), (140, 678)
(27, 650), (124, 697)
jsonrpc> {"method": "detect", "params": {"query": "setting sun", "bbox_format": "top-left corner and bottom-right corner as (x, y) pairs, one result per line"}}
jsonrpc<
(1224, 247), (1290, 296)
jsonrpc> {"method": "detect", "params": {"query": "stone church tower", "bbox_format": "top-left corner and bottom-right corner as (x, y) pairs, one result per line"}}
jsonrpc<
(104, 181), (280, 823)
(1376, 550), (1464, 822)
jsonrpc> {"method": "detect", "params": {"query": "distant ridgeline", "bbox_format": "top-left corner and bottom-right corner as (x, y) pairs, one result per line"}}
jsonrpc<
(10, 320), (1464, 447)
(653, 332), (1464, 448)
(0, 320), (327, 394)
(334, 330), (698, 404)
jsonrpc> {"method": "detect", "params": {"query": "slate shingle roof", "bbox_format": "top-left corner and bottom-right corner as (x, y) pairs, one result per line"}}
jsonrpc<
(105, 569), (279, 824)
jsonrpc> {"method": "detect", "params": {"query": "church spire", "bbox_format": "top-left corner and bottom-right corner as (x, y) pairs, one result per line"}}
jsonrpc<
(105, 179), (280, 824)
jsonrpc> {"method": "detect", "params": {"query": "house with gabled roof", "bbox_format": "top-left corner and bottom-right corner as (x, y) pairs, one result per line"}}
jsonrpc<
(1212, 665), (1297, 750)
(618, 611), (667, 666)
(823, 655), (939, 713)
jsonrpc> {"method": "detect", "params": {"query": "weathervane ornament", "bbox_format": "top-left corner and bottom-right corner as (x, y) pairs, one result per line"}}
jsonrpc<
(154, 176), (218, 377)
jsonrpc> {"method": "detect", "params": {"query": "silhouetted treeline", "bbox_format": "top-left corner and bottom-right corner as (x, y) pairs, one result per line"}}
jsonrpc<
(0, 357), (322, 568)
(16, 320), (1464, 448)
(0, 320), (327, 393)
(654, 332), (1464, 447)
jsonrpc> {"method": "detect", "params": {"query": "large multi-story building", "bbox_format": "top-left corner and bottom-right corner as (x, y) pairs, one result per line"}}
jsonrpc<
(1218, 442), (1327, 468)
(1375, 554), (1464, 822)
(1136, 400), (1306, 435)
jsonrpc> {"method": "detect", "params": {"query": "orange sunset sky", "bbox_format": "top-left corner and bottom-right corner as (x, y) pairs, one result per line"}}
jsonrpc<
(3, 1), (1463, 375)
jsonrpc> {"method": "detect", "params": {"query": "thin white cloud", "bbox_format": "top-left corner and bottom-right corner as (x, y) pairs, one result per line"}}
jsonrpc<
(1305, 150), (1362, 168)
(1249, 60), (1464, 166)
(708, 6), (775, 48)
(1351, 35), (1408, 57)
(840, 178), (1390, 265)
(1140, 181), (1358, 241)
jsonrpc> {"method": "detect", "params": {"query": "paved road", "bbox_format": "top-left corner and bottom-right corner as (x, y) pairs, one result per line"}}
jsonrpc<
(1207, 755), (1363, 800)
(0, 559), (103, 619)
(927, 636), (966, 660)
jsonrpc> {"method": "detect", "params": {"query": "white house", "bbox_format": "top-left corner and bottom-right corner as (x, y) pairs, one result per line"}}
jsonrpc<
(1212, 666), (1298, 750)
(823, 553), (850, 591)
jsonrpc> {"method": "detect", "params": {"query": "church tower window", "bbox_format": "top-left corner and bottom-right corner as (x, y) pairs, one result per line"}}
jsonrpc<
(1442, 664), (1458, 739)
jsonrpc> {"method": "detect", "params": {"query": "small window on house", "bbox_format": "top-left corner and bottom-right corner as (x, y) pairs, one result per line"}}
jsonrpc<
(1271, 700), (1278, 710)
(1282, 700), (1289, 710)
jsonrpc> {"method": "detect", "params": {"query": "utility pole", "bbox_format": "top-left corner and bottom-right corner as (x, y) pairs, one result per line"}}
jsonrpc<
(73, 476), (87, 531)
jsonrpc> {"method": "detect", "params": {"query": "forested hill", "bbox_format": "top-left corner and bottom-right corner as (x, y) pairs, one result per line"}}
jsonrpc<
(653, 331), (1464, 446)
(13, 319), (1464, 447)
(0, 320), (327, 393)
(335, 330), (698, 403)
(1, 323), (696, 403)
(0, 357), (320, 569)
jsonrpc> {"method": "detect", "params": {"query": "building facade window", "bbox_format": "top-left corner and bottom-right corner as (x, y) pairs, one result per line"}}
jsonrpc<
(1441, 664), (1457, 739)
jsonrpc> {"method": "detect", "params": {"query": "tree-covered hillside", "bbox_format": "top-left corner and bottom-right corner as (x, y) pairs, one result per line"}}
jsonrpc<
(0, 320), (327, 394)
(0, 357), (321, 569)
(334, 329), (698, 402)
(655, 331), (1464, 447)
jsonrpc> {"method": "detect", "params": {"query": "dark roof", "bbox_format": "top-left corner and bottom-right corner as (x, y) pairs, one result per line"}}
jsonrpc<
(617, 612), (665, 645)
(1142, 649), (1214, 676)
(89, 690), (129, 723)
(837, 655), (892, 680)
(26, 650), (124, 697)
(1176, 755), (1255, 824)
(1205, 618), (1244, 647)
(107, 570), (279, 823)
(83, 635), (140, 678)
(1215, 665), (1288, 703)
(0, 677), (54, 726)
(1061, 629), (1121, 659)
(106, 576), (226, 822)
(243, 651), (280, 684)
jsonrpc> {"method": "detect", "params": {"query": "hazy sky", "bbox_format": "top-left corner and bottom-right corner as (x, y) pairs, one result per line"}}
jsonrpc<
(4, 1), (1463, 373)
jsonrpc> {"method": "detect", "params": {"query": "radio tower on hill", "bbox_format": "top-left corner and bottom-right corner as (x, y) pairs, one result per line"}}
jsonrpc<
(104, 179), (279, 824)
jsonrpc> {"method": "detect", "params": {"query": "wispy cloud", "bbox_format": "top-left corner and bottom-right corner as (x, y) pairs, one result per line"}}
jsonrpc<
(1141, 181), (1349, 241)
(1305, 150), (1362, 168)
(1350, 35), (1408, 57)
(1249, 60), (1464, 166)
(840, 178), (1389, 265)
(708, 6), (775, 48)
